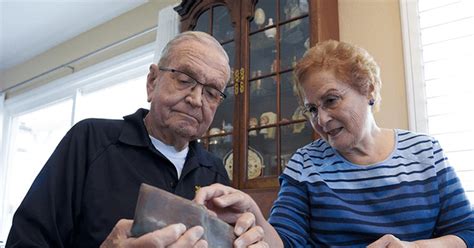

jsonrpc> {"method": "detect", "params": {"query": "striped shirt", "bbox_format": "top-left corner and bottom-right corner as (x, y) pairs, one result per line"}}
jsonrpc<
(268, 129), (474, 247)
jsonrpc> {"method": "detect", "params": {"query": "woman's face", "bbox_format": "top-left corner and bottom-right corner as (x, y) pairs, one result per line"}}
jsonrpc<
(300, 70), (372, 152)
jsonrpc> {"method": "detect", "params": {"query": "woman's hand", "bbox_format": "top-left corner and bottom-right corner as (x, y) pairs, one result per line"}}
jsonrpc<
(367, 234), (466, 248)
(367, 234), (419, 248)
(193, 183), (259, 224)
(194, 183), (280, 248)
(233, 212), (268, 248)
(100, 219), (207, 248)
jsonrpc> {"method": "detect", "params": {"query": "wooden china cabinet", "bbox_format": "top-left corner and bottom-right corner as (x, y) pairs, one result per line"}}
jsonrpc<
(174, 0), (339, 217)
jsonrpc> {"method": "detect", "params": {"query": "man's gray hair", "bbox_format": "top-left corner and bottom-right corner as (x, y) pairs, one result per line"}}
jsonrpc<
(158, 31), (230, 68)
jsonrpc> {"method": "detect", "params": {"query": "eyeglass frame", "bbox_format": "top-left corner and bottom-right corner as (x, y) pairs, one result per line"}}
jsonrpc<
(158, 67), (227, 102)
(300, 87), (351, 121)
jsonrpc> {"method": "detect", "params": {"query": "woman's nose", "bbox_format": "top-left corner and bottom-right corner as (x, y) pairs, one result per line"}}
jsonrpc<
(317, 108), (331, 126)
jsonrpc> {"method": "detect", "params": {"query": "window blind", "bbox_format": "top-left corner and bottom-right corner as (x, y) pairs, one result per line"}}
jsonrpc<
(418, 0), (474, 201)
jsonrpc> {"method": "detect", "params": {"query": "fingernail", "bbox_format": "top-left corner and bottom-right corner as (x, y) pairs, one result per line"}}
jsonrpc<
(234, 226), (243, 236)
(177, 223), (186, 232)
(234, 238), (242, 247)
(195, 226), (204, 238)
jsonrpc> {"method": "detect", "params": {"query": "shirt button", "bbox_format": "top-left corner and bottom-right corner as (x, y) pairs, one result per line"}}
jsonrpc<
(170, 181), (177, 188)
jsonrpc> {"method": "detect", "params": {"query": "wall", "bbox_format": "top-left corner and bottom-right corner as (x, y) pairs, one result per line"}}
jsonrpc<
(339, 0), (408, 129)
(0, 0), (408, 129)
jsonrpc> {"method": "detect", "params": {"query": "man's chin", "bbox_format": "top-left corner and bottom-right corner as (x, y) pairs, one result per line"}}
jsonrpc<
(171, 125), (201, 140)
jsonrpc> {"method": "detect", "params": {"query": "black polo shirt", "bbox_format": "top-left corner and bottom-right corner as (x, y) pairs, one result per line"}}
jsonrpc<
(6, 108), (230, 248)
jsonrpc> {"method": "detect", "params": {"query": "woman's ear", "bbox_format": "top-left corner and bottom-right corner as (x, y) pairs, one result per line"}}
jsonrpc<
(367, 83), (375, 100)
(146, 64), (159, 102)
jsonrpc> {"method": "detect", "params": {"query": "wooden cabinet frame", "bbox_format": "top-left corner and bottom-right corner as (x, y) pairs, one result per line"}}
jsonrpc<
(174, 0), (339, 217)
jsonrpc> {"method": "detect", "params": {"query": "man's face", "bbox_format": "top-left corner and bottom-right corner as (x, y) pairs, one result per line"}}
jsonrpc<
(146, 40), (229, 142)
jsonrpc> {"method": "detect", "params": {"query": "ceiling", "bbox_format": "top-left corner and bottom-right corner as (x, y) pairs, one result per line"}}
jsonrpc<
(0, 0), (148, 71)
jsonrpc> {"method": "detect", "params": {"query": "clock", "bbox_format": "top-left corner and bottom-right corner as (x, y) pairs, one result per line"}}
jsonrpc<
(224, 147), (263, 180)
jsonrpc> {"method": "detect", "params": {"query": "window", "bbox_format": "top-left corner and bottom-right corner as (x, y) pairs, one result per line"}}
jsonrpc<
(0, 43), (154, 241)
(75, 75), (148, 122)
(401, 0), (474, 202)
(0, 5), (179, 243)
(2, 99), (73, 238)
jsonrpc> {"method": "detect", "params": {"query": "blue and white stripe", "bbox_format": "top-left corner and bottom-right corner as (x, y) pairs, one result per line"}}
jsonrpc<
(269, 129), (474, 247)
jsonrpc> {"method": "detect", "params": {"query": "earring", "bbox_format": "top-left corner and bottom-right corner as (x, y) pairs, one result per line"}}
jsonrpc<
(369, 99), (375, 106)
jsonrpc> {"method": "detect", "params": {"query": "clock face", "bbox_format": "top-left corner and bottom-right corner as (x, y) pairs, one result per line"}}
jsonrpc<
(224, 147), (263, 180)
(247, 150), (262, 179)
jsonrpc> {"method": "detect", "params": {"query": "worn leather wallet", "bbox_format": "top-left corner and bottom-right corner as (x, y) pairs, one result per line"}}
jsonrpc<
(130, 183), (236, 247)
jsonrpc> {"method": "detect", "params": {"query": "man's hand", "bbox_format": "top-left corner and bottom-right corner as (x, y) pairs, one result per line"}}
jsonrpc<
(100, 219), (207, 248)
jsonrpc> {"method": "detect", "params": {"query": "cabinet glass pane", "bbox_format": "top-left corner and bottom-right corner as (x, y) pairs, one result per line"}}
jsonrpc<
(249, 76), (277, 123)
(212, 5), (234, 42)
(250, 31), (277, 76)
(251, 0), (277, 32)
(248, 132), (277, 179)
(210, 86), (234, 135)
(209, 135), (233, 179)
(280, 16), (309, 71)
(280, 122), (313, 168)
(195, 9), (210, 33)
(280, 71), (303, 121)
(222, 41), (235, 71)
(280, 0), (308, 22)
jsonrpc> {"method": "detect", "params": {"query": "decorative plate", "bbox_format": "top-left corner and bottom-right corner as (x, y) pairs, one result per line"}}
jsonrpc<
(254, 8), (266, 26)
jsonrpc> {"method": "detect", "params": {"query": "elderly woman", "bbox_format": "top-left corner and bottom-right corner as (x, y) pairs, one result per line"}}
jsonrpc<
(195, 40), (474, 247)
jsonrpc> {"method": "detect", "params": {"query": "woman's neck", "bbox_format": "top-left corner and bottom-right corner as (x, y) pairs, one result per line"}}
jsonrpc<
(339, 127), (395, 166)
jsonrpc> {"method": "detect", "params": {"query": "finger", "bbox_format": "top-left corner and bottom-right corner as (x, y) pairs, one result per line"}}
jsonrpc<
(168, 226), (205, 248)
(233, 226), (264, 248)
(193, 183), (234, 205)
(234, 212), (256, 236)
(133, 223), (186, 247)
(248, 241), (270, 248)
(193, 239), (208, 248)
(100, 219), (134, 247)
(206, 209), (218, 218)
(115, 219), (134, 236)
(367, 234), (397, 248)
(212, 191), (249, 209)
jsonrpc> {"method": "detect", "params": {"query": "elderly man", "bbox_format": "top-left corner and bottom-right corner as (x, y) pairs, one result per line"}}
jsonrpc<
(6, 31), (262, 247)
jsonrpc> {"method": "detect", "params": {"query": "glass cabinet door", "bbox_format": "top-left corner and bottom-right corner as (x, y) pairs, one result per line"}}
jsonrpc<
(245, 0), (313, 187)
(175, 0), (339, 191)
(191, 5), (237, 181)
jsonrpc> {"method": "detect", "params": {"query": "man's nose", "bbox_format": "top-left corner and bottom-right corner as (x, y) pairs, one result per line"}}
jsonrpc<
(185, 84), (204, 107)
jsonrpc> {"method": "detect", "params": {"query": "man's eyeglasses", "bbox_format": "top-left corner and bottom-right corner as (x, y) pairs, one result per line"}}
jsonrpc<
(159, 67), (227, 103)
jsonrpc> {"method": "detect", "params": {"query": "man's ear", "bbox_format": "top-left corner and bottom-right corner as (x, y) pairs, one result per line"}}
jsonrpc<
(147, 64), (159, 102)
